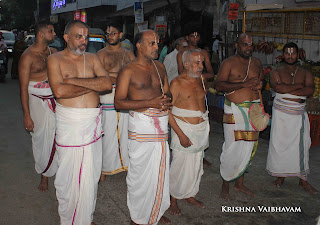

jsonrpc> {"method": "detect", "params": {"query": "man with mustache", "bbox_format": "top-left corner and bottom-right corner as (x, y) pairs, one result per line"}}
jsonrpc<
(97, 23), (135, 182)
(169, 49), (209, 215)
(216, 33), (263, 200)
(266, 42), (318, 195)
(19, 20), (58, 192)
(47, 20), (112, 225)
(115, 30), (172, 225)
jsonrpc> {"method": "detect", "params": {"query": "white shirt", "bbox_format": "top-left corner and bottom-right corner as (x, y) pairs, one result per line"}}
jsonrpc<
(212, 39), (219, 53)
(163, 48), (179, 84)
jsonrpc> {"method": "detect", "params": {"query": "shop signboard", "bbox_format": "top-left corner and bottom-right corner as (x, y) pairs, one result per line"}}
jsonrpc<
(134, 1), (144, 24)
(53, 0), (66, 10)
(81, 10), (86, 23)
(228, 3), (239, 20)
(156, 24), (166, 40)
(74, 10), (80, 20)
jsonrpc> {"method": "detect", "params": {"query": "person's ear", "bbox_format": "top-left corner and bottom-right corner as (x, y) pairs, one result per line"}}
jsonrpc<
(119, 32), (123, 40)
(63, 34), (69, 43)
(136, 42), (141, 50)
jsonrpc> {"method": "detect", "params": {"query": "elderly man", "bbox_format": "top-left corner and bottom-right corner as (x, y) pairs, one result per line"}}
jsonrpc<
(97, 23), (135, 181)
(19, 21), (58, 191)
(169, 49), (209, 215)
(48, 20), (112, 225)
(163, 37), (187, 84)
(115, 30), (172, 225)
(216, 33), (264, 200)
(266, 42), (318, 194)
(177, 27), (214, 80)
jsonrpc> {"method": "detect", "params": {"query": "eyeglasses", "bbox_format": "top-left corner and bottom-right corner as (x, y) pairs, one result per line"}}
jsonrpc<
(106, 32), (119, 37)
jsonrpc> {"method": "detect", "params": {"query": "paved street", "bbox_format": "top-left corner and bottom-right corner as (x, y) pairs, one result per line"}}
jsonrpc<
(0, 62), (320, 225)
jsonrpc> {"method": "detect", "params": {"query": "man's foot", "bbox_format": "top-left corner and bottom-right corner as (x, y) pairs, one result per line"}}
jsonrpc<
(183, 197), (205, 208)
(100, 174), (106, 183)
(299, 180), (319, 195)
(234, 183), (256, 197)
(38, 175), (48, 192)
(169, 198), (181, 215)
(203, 158), (211, 167)
(159, 216), (171, 225)
(272, 177), (285, 188)
(220, 181), (230, 200)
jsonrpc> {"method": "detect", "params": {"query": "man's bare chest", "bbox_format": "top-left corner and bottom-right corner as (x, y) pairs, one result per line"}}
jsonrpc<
(229, 63), (260, 81)
(60, 60), (94, 79)
(279, 70), (305, 84)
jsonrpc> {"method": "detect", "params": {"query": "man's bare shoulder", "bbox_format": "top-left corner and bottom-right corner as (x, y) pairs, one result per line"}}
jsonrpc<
(199, 48), (209, 57)
(251, 57), (262, 66)
(49, 47), (58, 54)
(154, 60), (166, 70)
(221, 55), (237, 66)
(47, 50), (65, 61)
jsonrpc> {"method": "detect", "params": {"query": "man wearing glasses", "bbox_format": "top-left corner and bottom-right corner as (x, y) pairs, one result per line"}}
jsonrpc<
(97, 23), (135, 182)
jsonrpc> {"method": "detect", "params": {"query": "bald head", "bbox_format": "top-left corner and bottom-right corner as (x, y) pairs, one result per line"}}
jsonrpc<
(135, 30), (159, 60)
(64, 20), (88, 35)
(236, 33), (251, 44)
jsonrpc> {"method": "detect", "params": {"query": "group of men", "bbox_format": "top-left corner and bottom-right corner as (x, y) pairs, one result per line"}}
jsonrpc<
(18, 19), (317, 225)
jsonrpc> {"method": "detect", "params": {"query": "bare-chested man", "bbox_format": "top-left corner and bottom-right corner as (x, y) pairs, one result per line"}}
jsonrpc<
(169, 49), (209, 216)
(177, 27), (214, 80)
(19, 21), (58, 192)
(266, 42), (318, 195)
(216, 33), (263, 200)
(97, 23), (135, 181)
(114, 30), (172, 225)
(47, 20), (112, 225)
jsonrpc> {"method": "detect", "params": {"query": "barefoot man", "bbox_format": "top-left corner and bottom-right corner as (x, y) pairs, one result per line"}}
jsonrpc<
(177, 27), (214, 167)
(266, 42), (318, 194)
(169, 49), (209, 216)
(19, 21), (58, 191)
(215, 33), (263, 200)
(114, 30), (172, 225)
(97, 22), (135, 181)
(48, 20), (112, 225)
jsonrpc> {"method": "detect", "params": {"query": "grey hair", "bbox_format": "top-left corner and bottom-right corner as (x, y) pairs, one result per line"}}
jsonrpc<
(174, 37), (186, 48)
(64, 20), (89, 35)
(182, 49), (202, 65)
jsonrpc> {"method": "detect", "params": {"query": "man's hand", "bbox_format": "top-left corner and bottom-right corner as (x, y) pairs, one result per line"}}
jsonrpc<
(149, 95), (172, 111)
(24, 115), (34, 132)
(252, 80), (263, 91)
(244, 78), (260, 89)
(178, 133), (193, 148)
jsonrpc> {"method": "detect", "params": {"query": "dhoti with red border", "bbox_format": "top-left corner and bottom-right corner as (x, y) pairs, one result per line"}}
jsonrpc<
(127, 108), (170, 225)
(54, 103), (103, 225)
(28, 80), (57, 177)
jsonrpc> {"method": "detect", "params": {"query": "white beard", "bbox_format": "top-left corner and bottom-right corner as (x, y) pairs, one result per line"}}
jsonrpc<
(187, 72), (201, 78)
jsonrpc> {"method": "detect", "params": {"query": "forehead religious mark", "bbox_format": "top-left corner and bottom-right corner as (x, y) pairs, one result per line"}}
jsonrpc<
(287, 47), (294, 55)
(152, 32), (159, 44)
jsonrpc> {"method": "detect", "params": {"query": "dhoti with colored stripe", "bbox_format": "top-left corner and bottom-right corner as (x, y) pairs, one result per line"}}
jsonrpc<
(100, 84), (129, 175)
(220, 99), (260, 182)
(266, 93), (310, 180)
(127, 108), (170, 225)
(28, 80), (57, 177)
(54, 103), (103, 225)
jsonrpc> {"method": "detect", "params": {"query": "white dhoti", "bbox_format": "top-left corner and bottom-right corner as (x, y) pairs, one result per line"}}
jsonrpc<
(220, 100), (260, 182)
(266, 93), (310, 180)
(100, 85), (129, 175)
(28, 80), (57, 177)
(170, 110), (210, 199)
(54, 104), (103, 225)
(127, 108), (170, 225)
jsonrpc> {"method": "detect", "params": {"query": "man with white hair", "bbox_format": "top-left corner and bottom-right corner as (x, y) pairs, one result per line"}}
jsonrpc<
(169, 49), (209, 215)
(163, 37), (187, 83)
